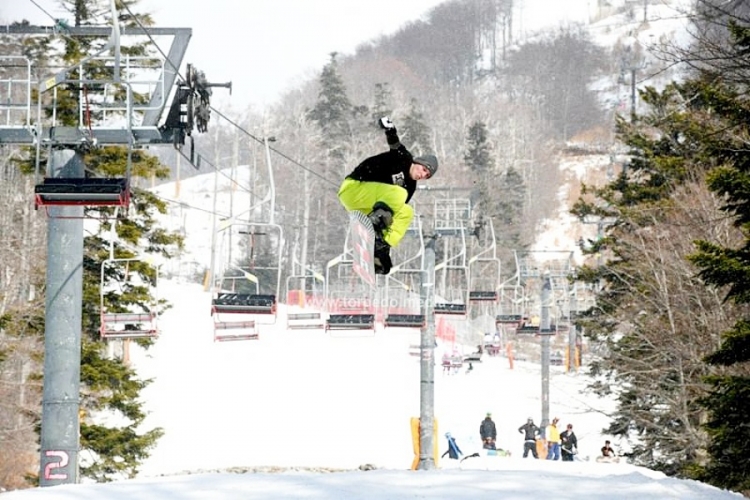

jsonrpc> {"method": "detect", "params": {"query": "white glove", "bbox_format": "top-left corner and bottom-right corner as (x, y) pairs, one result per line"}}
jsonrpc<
(379, 116), (395, 130)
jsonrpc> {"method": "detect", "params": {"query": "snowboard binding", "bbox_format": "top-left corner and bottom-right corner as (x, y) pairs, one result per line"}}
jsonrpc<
(368, 201), (393, 233)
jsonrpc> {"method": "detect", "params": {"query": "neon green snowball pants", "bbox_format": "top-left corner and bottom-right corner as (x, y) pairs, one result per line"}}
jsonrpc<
(337, 178), (414, 247)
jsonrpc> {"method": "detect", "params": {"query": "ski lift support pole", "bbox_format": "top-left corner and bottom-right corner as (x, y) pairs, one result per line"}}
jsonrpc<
(38, 0), (121, 486)
(418, 234), (438, 470)
(540, 271), (552, 431)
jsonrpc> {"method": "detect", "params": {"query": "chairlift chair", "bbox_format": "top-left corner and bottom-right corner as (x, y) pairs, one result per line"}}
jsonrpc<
(210, 220), (283, 340)
(323, 286), (376, 336)
(384, 214), (425, 329)
(382, 275), (425, 328)
(467, 216), (501, 306)
(284, 271), (326, 330)
(34, 81), (137, 214)
(99, 257), (159, 340)
(35, 177), (130, 208)
(432, 200), (470, 318)
(323, 230), (377, 336)
(211, 276), (277, 342)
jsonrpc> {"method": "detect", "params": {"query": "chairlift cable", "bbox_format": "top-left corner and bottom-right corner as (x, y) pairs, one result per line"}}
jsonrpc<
(119, 2), (339, 191)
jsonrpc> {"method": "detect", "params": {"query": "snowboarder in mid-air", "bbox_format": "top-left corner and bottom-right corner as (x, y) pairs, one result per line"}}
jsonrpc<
(338, 117), (438, 275)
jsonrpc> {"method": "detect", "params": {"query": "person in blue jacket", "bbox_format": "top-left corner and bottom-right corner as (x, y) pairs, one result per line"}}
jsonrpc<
(441, 432), (463, 460)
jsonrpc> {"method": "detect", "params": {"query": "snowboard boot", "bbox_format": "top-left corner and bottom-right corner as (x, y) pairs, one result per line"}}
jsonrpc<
(373, 232), (392, 275)
(368, 201), (394, 234)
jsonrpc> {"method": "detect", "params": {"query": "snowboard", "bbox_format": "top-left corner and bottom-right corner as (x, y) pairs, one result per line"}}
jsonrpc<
(349, 210), (376, 286)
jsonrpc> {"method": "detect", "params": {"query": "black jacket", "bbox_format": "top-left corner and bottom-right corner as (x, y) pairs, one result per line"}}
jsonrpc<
(518, 422), (539, 441)
(345, 129), (417, 203)
(480, 417), (497, 441)
(561, 430), (578, 453)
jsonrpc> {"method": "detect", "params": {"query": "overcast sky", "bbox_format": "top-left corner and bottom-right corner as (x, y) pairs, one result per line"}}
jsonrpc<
(5, 0), (451, 110)
(5, 1), (596, 111)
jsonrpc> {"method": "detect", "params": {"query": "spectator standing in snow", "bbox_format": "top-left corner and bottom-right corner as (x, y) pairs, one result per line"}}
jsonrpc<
(441, 432), (463, 460)
(560, 423), (578, 462)
(546, 417), (561, 460)
(518, 417), (540, 458)
(480, 412), (497, 449)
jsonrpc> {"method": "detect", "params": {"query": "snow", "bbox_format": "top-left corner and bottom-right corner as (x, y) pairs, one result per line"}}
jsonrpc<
(4, 278), (742, 499)
(2, 465), (742, 500)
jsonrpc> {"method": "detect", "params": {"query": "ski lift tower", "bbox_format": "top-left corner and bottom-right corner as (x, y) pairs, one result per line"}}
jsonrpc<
(514, 249), (575, 434)
(0, 1), (230, 485)
(408, 197), (473, 471)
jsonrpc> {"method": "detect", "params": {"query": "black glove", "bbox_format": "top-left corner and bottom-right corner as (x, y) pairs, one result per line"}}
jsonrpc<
(379, 116), (399, 146)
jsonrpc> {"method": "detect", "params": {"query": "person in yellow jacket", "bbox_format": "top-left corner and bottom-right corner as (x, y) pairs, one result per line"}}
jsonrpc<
(338, 117), (438, 275)
(546, 417), (562, 460)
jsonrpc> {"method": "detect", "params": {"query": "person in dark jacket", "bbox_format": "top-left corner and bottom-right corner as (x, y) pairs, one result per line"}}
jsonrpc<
(518, 417), (540, 458)
(441, 432), (463, 460)
(601, 440), (616, 458)
(338, 117), (438, 275)
(596, 440), (620, 463)
(479, 412), (497, 449)
(560, 423), (578, 462)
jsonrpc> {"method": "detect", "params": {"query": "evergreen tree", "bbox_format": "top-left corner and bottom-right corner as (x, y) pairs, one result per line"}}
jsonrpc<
(464, 121), (495, 221)
(683, 27), (750, 490)
(463, 120), (526, 261)
(570, 77), (744, 477)
(401, 98), (432, 155)
(306, 52), (358, 262)
(495, 166), (525, 250)
(307, 52), (353, 168)
(370, 82), (393, 125)
(464, 121), (492, 174)
(79, 339), (164, 481)
(76, 72), (180, 485)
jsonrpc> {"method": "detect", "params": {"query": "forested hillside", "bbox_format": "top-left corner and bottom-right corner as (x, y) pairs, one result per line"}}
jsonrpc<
(153, 0), (623, 270)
